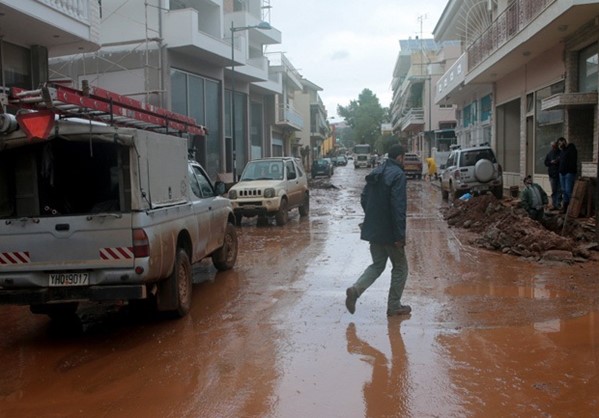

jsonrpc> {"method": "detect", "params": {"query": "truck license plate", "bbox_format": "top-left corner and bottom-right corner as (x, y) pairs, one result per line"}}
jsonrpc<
(49, 272), (89, 287)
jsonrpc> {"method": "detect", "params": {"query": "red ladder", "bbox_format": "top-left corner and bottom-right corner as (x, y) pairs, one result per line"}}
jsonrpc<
(6, 83), (207, 136)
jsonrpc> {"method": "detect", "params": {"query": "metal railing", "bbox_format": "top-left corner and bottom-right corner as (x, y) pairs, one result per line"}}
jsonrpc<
(38, 0), (89, 22)
(467, 0), (556, 70)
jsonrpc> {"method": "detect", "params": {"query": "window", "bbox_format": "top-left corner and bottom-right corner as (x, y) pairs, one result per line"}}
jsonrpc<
(535, 81), (565, 175)
(193, 166), (215, 198)
(0, 41), (32, 89)
(480, 95), (492, 122)
(578, 42), (598, 92)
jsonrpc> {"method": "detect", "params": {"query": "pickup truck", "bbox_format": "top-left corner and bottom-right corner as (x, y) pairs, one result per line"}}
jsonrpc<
(0, 116), (238, 319)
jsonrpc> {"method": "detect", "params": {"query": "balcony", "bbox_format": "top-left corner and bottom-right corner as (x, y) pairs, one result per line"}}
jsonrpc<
(229, 11), (282, 46)
(164, 8), (232, 66)
(465, 0), (599, 83)
(468, 0), (556, 70)
(435, 52), (467, 104)
(399, 108), (425, 132)
(276, 104), (304, 131)
(0, 0), (100, 55)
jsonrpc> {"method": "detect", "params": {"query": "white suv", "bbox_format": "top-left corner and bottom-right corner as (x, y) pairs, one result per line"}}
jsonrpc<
(228, 157), (309, 226)
(440, 145), (503, 200)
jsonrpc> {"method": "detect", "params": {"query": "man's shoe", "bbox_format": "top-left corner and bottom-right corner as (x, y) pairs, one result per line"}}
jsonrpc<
(387, 305), (412, 316)
(345, 287), (359, 314)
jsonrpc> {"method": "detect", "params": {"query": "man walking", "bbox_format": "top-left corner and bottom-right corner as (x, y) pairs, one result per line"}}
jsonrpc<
(345, 144), (411, 317)
(544, 141), (561, 210)
(557, 137), (577, 214)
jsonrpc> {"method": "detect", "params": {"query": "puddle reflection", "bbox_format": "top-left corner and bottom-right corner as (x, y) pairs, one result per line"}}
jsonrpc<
(346, 320), (411, 417)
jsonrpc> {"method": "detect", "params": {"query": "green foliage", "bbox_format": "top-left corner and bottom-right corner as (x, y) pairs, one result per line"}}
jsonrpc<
(337, 89), (385, 148)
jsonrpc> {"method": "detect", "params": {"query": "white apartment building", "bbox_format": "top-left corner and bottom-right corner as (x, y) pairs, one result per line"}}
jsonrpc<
(49, 0), (284, 180)
(295, 78), (328, 169)
(390, 38), (460, 159)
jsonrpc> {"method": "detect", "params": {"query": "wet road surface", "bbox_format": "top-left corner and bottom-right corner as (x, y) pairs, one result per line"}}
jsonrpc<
(1, 164), (598, 417)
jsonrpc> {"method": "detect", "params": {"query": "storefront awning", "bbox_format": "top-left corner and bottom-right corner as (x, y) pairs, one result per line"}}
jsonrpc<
(541, 92), (598, 110)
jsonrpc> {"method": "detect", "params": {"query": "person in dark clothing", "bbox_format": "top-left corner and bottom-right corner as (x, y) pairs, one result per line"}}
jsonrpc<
(345, 144), (411, 317)
(520, 175), (548, 221)
(556, 137), (577, 214)
(544, 141), (561, 210)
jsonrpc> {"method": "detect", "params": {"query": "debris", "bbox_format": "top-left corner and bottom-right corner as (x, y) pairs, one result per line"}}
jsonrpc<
(441, 193), (597, 261)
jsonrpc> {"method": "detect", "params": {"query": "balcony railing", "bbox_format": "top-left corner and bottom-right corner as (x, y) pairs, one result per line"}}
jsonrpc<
(467, 0), (556, 70)
(39, 0), (89, 23)
(399, 108), (425, 132)
(276, 104), (304, 130)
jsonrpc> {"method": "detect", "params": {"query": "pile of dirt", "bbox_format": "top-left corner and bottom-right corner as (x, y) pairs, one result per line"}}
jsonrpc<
(441, 194), (598, 261)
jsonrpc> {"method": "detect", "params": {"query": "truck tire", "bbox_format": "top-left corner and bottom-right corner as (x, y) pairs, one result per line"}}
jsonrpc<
(234, 213), (243, 226)
(212, 223), (238, 271)
(159, 248), (192, 318)
(275, 198), (289, 226)
(299, 193), (310, 217)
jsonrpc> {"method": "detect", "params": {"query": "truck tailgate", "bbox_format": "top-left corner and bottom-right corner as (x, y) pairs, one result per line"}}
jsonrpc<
(0, 214), (134, 271)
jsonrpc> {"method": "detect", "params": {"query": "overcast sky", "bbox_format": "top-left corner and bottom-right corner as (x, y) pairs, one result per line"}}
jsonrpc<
(268, 0), (450, 120)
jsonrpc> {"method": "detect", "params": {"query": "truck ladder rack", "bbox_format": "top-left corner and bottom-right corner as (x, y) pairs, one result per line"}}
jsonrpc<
(6, 84), (207, 136)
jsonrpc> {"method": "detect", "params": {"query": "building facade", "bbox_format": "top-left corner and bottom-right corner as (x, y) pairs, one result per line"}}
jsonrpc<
(48, 0), (286, 181)
(434, 0), (599, 193)
(390, 38), (460, 159)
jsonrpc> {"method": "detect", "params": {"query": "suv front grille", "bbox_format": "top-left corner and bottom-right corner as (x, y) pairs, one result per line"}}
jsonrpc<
(239, 189), (263, 197)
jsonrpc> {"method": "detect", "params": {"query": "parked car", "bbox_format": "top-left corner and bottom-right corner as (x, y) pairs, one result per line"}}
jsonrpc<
(335, 155), (348, 166)
(403, 153), (423, 179)
(311, 159), (332, 178)
(228, 157), (310, 226)
(440, 145), (503, 201)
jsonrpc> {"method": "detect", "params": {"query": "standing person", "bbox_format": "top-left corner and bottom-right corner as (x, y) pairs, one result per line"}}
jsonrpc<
(425, 156), (437, 181)
(556, 137), (577, 214)
(544, 141), (561, 210)
(520, 175), (548, 221)
(345, 144), (411, 317)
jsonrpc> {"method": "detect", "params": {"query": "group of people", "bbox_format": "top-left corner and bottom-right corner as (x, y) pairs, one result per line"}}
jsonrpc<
(522, 136), (578, 220)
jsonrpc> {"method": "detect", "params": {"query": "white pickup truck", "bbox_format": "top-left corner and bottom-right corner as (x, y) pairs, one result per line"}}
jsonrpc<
(0, 117), (238, 319)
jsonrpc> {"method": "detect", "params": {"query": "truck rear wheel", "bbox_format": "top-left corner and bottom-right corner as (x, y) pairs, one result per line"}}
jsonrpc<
(212, 223), (238, 271)
(158, 248), (192, 318)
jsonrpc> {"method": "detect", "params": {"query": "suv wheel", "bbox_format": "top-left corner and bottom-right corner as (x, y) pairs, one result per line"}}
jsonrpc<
(275, 198), (289, 226)
(299, 193), (310, 217)
(492, 186), (503, 200)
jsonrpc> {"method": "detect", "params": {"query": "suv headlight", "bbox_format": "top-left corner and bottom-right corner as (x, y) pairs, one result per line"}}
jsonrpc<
(264, 188), (275, 198)
(228, 189), (238, 200)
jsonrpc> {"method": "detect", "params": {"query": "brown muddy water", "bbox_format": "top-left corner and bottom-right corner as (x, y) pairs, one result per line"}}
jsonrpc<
(1, 165), (598, 418)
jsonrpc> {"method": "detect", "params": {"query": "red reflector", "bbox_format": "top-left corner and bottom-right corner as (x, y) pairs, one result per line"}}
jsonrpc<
(16, 110), (55, 140)
(132, 229), (149, 258)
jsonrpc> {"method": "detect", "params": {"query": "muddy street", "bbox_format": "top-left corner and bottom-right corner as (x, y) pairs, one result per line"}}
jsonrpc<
(1, 164), (599, 418)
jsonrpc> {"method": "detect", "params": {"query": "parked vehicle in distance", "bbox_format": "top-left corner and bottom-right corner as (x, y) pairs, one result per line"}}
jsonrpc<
(403, 153), (423, 179)
(228, 157), (310, 226)
(440, 145), (503, 201)
(323, 157), (335, 175)
(311, 159), (332, 178)
(353, 144), (371, 168)
(335, 155), (347, 166)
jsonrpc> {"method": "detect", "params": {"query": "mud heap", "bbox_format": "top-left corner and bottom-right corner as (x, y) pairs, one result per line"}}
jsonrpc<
(441, 194), (598, 261)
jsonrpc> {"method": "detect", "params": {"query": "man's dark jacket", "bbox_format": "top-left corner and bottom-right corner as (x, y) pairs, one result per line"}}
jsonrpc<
(544, 147), (560, 178)
(360, 158), (407, 245)
(558, 143), (577, 175)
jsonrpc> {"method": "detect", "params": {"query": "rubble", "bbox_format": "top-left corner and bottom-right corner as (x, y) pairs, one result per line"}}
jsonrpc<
(441, 193), (598, 262)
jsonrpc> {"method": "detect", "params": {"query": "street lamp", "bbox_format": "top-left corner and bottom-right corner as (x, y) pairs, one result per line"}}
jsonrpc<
(230, 20), (272, 181)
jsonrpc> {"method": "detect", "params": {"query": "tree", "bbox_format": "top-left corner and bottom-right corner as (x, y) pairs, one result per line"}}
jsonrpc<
(337, 89), (385, 149)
